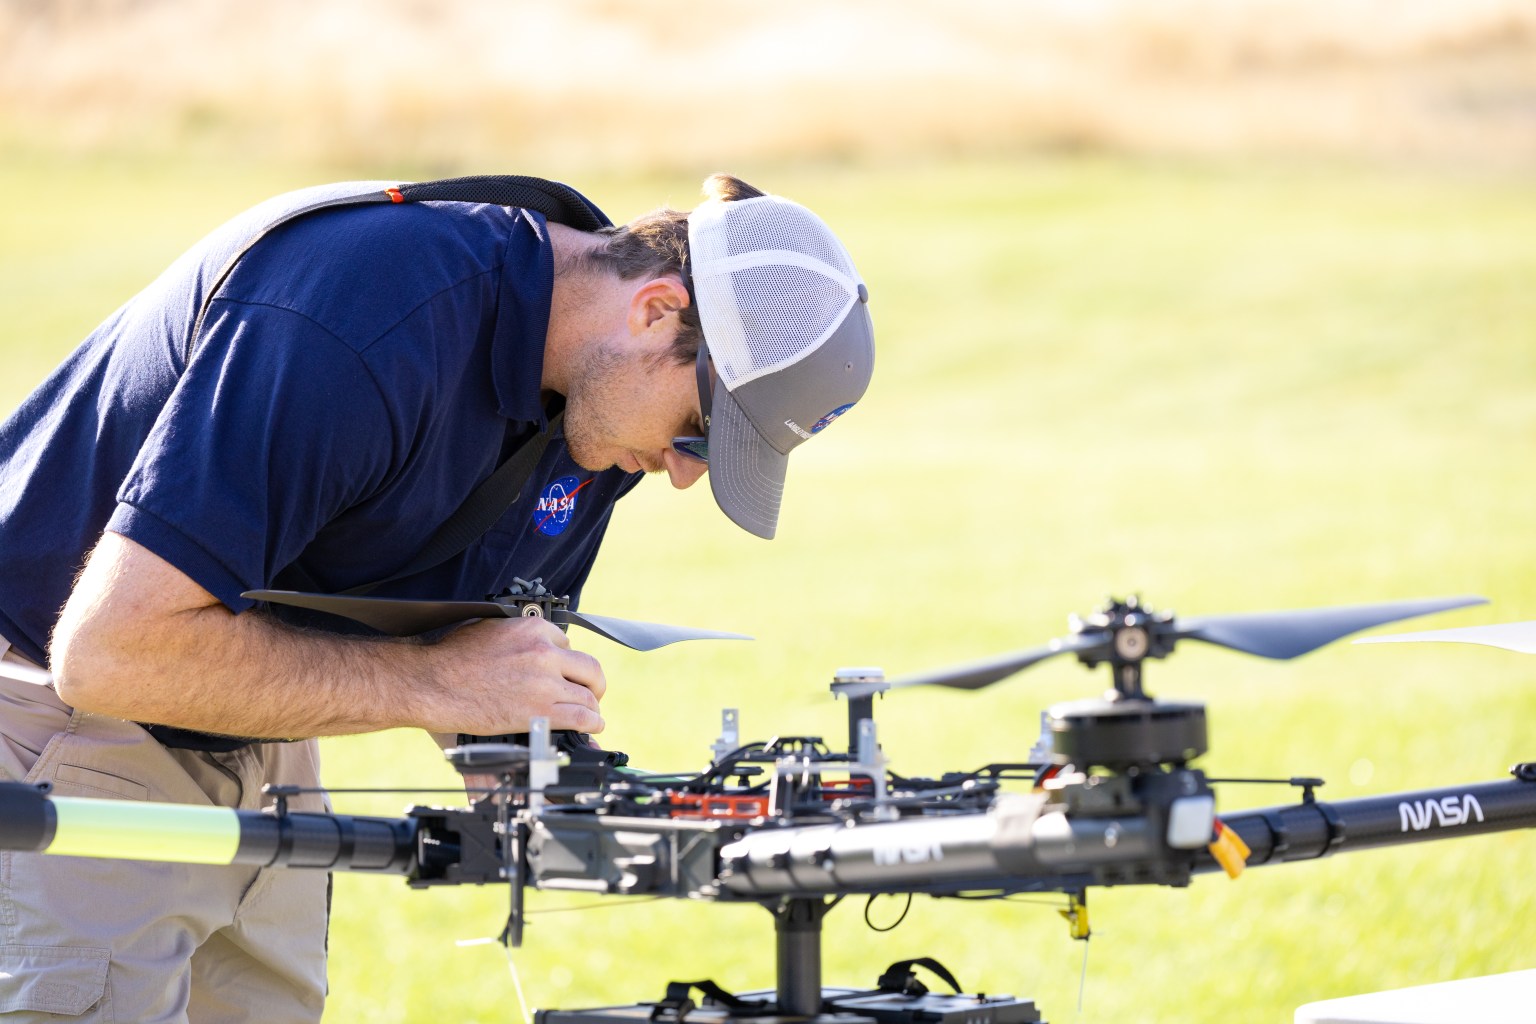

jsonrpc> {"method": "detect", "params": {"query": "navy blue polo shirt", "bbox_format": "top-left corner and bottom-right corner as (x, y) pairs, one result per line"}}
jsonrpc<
(0, 183), (641, 665)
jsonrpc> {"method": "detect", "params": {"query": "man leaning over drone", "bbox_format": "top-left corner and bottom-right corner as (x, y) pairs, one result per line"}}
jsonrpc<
(0, 173), (873, 1022)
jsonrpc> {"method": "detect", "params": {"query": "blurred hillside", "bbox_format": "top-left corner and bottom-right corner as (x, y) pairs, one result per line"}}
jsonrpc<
(3, 0), (1535, 171)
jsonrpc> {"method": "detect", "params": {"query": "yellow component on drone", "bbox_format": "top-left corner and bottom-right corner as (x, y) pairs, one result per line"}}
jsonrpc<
(1059, 891), (1090, 940)
(48, 796), (242, 864)
(1207, 819), (1252, 879)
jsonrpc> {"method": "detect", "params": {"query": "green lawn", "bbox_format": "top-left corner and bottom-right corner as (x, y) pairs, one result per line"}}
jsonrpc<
(3, 151), (1533, 1023)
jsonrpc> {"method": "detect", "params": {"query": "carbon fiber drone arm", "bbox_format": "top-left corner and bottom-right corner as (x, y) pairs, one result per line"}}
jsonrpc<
(706, 771), (1536, 898)
(3, 767), (1534, 905)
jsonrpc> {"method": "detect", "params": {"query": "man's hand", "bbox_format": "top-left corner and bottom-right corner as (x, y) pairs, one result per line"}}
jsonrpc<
(423, 616), (606, 735)
(52, 531), (607, 739)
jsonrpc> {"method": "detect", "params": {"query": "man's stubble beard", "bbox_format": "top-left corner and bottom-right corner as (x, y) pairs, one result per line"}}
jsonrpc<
(560, 340), (626, 473)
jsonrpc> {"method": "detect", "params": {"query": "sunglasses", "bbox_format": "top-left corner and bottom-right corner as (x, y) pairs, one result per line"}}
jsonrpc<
(671, 342), (713, 465)
(671, 436), (708, 463)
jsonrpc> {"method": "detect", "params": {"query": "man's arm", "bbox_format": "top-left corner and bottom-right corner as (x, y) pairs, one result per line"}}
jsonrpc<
(51, 531), (606, 738)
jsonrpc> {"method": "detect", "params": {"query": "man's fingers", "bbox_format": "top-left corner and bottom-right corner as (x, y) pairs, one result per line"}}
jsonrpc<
(553, 703), (605, 734)
(541, 619), (573, 649)
(558, 646), (606, 700)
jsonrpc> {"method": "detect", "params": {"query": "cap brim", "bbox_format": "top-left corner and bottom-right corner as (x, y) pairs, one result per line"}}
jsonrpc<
(708, 385), (788, 540)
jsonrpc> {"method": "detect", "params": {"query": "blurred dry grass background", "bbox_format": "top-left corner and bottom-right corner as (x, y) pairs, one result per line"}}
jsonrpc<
(3, 0), (1535, 171)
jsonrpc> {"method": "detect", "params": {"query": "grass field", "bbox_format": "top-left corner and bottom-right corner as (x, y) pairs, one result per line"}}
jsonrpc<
(3, 150), (1534, 1023)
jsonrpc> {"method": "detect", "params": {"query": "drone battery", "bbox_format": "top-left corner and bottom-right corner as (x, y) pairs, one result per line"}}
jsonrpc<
(535, 989), (1043, 1024)
(536, 1008), (833, 1024)
(821, 989), (1043, 1024)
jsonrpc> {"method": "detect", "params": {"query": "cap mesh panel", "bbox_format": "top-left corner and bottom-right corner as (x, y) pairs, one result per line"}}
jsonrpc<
(692, 196), (861, 388)
(717, 202), (855, 277)
(705, 267), (851, 384)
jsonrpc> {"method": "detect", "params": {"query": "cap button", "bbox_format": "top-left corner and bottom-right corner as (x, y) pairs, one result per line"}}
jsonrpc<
(857, 283), (869, 304)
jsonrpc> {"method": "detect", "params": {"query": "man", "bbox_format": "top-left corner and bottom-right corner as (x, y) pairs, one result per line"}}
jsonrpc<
(0, 172), (873, 1021)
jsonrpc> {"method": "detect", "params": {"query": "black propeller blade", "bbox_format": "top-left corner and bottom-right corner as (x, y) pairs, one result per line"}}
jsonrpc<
(242, 590), (750, 652)
(1173, 595), (1487, 660)
(553, 610), (752, 652)
(1355, 620), (1536, 655)
(887, 633), (1105, 691)
(245, 592), (506, 636)
(885, 595), (1486, 693)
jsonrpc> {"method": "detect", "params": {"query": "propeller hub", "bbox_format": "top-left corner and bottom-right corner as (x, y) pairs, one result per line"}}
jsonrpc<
(490, 578), (570, 628)
(1114, 626), (1150, 661)
(1075, 598), (1179, 699)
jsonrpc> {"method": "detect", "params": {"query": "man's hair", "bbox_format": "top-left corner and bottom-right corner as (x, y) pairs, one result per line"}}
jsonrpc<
(585, 173), (766, 363)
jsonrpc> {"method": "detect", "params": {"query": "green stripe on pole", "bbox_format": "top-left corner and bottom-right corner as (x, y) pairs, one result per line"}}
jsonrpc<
(49, 796), (242, 864)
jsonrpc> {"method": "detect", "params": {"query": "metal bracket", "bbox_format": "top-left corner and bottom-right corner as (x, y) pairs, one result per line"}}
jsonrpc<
(711, 709), (740, 766)
(528, 718), (558, 813)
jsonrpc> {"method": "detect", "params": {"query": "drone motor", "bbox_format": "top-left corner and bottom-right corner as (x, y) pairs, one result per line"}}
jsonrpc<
(1048, 697), (1208, 771)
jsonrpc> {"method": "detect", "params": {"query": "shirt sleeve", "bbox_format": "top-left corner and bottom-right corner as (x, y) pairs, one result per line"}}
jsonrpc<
(108, 300), (397, 611)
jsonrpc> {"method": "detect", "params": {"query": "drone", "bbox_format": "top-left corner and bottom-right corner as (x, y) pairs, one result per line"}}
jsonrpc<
(2, 592), (1533, 1024)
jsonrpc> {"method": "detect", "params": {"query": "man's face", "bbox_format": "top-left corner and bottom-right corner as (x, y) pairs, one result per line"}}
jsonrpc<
(563, 338), (709, 490)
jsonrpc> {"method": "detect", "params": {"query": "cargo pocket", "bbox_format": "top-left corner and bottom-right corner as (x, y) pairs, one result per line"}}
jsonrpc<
(0, 944), (110, 1017)
(49, 763), (149, 802)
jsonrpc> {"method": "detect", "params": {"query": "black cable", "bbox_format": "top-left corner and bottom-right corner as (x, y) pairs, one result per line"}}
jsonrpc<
(683, 742), (773, 790)
(864, 892), (912, 932)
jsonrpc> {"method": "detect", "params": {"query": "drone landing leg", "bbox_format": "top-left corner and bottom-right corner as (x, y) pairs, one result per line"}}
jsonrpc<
(773, 897), (829, 1017)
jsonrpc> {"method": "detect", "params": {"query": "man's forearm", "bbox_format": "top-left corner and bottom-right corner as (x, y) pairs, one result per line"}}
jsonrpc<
(53, 546), (440, 737)
(79, 608), (441, 738)
(51, 531), (605, 739)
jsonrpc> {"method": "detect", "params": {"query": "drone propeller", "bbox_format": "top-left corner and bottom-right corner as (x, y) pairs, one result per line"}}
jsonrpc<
(243, 588), (751, 653)
(1354, 620), (1536, 655)
(886, 595), (1487, 694)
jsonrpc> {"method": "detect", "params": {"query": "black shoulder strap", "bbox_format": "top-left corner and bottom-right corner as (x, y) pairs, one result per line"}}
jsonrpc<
(191, 174), (611, 356)
(204, 175), (610, 596)
(339, 405), (565, 596)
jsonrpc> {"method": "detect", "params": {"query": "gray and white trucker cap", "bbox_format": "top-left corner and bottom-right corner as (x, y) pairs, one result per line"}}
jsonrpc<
(688, 194), (875, 539)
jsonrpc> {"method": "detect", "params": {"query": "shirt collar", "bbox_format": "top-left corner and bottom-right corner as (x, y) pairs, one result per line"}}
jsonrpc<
(490, 209), (557, 427)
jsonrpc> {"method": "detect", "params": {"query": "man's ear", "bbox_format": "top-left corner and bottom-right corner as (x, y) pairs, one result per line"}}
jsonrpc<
(627, 275), (690, 339)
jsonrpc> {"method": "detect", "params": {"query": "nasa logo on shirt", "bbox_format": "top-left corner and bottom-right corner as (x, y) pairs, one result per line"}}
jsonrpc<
(533, 475), (593, 537)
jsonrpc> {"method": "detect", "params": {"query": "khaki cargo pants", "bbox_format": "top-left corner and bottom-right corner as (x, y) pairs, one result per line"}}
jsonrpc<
(0, 642), (330, 1023)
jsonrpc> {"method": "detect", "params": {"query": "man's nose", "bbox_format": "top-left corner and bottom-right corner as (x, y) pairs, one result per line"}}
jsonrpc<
(662, 449), (709, 489)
